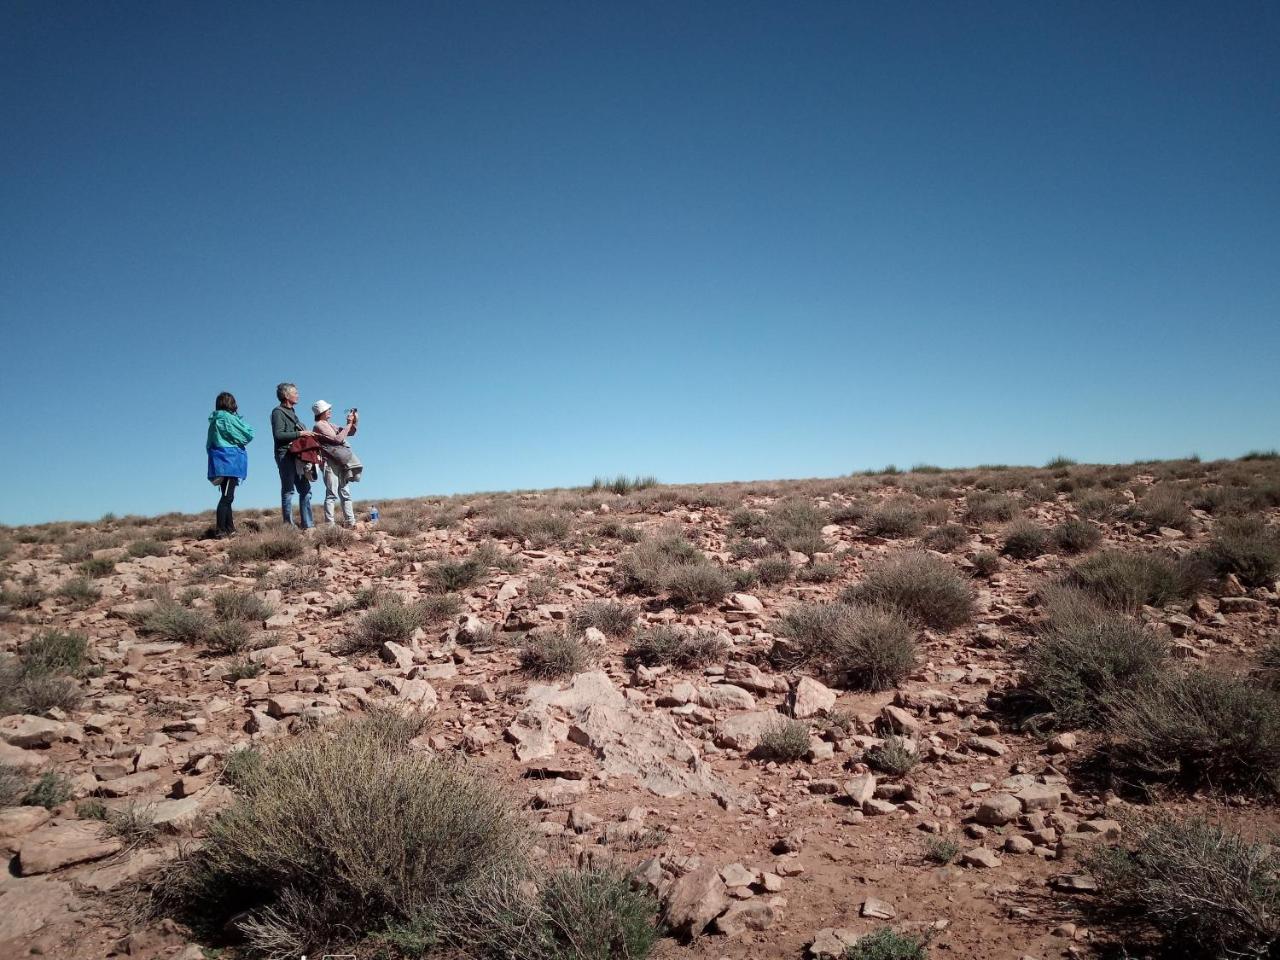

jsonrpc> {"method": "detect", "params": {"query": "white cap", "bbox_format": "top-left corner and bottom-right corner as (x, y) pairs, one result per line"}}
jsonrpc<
(311, 400), (332, 417)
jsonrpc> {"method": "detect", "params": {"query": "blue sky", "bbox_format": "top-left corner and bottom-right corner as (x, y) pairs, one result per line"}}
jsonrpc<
(2, 2), (1277, 525)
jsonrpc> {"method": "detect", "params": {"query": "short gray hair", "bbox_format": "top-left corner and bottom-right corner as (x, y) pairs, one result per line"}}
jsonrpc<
(275, 382), (297, 402)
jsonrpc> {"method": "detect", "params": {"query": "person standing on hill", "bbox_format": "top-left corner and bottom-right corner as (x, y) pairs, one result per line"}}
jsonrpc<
(311, 400), (360, 527)
(206, 392), (254, 539)
(271, 382), (315, 529)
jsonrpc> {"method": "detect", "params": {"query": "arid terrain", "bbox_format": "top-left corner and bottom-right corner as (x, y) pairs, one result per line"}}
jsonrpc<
(2, 456), (1278, 960)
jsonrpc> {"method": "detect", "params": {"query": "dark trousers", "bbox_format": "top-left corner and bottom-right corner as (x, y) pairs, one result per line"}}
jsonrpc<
(216, 477), (238, 535)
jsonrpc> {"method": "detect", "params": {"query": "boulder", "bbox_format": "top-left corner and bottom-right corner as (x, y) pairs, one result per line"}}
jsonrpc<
(663, 863), (729, 938)
(976, 794), (1022, 827)
(790, 677), (836, 719)
(18, 821), (124, 875)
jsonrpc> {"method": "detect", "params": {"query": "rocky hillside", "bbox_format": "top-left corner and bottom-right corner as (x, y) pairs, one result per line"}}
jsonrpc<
(2, 457), (1279, 960)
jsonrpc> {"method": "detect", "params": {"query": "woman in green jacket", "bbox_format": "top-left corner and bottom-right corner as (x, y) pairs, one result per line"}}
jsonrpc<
(207, 392), (255, 538)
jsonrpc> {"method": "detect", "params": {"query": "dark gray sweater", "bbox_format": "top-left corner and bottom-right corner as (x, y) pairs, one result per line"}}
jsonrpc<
(271, 404), (305, 456)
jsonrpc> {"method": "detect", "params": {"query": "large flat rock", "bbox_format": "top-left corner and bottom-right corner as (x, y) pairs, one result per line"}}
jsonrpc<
(18, 820), (124, 875)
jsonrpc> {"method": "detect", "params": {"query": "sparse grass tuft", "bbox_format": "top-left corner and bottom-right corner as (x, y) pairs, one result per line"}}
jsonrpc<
(56, 575), (101, 606)
(923, 835), (960, 865)
(0, 630), (88, 715)
(867, 735), (919, 777)
(1001, 520), (1050, 559)
(663, 562), (731, 606)
(1052, 518), (1101, 554)
(1128, 484), (1193, 532)
(141, 599), (212, 643)
(863, 500), (923, 539)
(23, 771), (72, 809)
(79, 555), (117, 578)
(127, 539), (169, 558)
(797, 560), (841, 583)
(346, 597), (423, 651)
(1200, 516), (1280, 589)
(754, 556), (794, 585)
(843, 552), (973, 630)
(922, 523), (968, 553)
(971, 550), (1000, 578)
(590, 474), (659, 495)
(313, 525), (356, 548)
(845, 928), (928, 960)
(206, 620), (258, 655)
(212, 589), (275, 623)
(228, 529), (306, 563)
(964, 493), (1018, 524)
(625, 627), (726, 669)
(150, 712), (527, 958)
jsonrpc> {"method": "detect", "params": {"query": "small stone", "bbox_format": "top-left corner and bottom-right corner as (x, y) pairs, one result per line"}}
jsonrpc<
(975, 794), (1022, 826)
(860, 897), (896, 919)
(960, 847), (1002, 869)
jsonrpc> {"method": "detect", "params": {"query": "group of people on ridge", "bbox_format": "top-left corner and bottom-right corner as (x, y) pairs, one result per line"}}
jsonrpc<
(205, 382), (362, 538)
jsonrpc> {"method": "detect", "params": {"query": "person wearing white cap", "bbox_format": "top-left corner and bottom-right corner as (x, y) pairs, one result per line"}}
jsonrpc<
(311, 400), (359, 527)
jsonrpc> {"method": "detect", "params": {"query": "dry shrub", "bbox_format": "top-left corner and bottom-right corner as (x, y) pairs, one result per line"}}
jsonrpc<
(213, 589), (275, 623)
(571, 601), (637, 639)
(922, 523), (968, 553)
(344, 597), (423, 651)
(625, 627), (726, 669)
(1200, 516), (1280, 588)
(843, 552), (973, 630)
(964, 492), (1018, 524)
(127, 538), (168, 558)
(56, 575), (100, 605)
(971, 550), (1000, 577)
(206, 620), (258, 655)
(757, 717), (810, 761)
(1129, 484), (1193, 532)
(863, 500), (923, 539)
(774, 602), (915, 691)
(1089, 814), (1280, 958)
(150, 712), (526, 959)
(484, 507), (572, 547)
(1024, 588), (1167, 730)
(1001, 520), (1050, 559)
(1105, 670), (1280, 796)
(867, 735), (919, 776)
(618, 534), (729, 606)
(228, 530), (306, 563)
(313, 525), (356, 548)
(1052, 518), (1101, 554)
(754, 556), (794, 584)
(141, 599), (212, 643)
(520, 632), (593, 679)
(764, 498), (829, 554)
(1067, 550), (1205, 611)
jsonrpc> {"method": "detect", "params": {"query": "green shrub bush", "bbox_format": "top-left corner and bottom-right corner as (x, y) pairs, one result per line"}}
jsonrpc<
(1200, 516), (1280, 588)
(1067, 550), (1205, 610)
(758, 717), (810, 761)
(1024, 588), (1167, 729)
(775, 602), (915, 691)
(863, 501), (923, 539)
(571, 601), (637, 639)
(1052, 518), (1101, 554)
(843, 553), (973, 630)
(1001, 520), (1049, 559)
(520, 633), (593, 679)
(151, 712), (527, 958)
(213, 589), (275, 623)
(922, 523), (968, 553)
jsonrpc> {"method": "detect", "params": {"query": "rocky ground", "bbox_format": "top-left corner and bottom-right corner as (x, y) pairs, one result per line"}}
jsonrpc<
(1, 458), (1278, 960)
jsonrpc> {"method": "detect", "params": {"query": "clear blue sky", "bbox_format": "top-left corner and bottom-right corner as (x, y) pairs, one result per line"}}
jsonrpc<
(2, 2), (1278, 525)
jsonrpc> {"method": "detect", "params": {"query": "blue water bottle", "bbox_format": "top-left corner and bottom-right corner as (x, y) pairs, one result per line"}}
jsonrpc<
(370, 505), (380, 524)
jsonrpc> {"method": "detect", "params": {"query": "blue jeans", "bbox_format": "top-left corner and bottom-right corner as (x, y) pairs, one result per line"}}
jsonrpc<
(277, 453), (313, 528)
